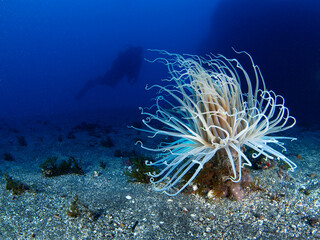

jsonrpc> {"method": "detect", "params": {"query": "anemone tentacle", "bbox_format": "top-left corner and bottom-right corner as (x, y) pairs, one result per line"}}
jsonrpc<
(135, 50), (296, 196)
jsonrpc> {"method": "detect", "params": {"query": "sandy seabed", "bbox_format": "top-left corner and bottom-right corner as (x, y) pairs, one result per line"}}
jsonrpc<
(0, 109), (319, 240)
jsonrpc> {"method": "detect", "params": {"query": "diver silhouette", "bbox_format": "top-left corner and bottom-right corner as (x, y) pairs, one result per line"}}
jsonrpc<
(75, 46), (143, 99)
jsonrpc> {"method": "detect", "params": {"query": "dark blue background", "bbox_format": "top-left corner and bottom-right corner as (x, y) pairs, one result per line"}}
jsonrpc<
(0, 0), (216, 117)
(0, 0), (319, 126)
(201, 0), (320, 126)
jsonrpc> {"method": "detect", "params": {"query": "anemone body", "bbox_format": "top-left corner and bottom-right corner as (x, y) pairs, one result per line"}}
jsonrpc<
(136, 50), (296, 196)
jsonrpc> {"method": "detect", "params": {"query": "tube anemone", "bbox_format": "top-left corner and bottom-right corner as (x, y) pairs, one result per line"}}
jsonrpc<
(134, 50), (296, 196)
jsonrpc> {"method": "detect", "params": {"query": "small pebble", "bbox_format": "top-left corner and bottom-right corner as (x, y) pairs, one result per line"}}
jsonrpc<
(182, 207), (188, 213)
(93, 171), (101, 177)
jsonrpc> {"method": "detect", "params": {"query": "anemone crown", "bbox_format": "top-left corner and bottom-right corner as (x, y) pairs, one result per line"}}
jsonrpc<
(134, 50), (296, 196)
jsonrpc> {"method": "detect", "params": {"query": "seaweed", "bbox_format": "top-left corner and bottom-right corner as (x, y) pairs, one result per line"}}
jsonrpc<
(16, 135), (27, 146)
(100, 137), (114, 148)
(246, 178), (266, 192)
(40, 156), (84, 177)
(66, 195), (81, 218)
(124, 155), (156, 183)
(3, 173), (29, 195)
(3, 152), (14, 161)
(278, 160), (292, 171)
(185, 151), (254, 201)
(105, 125), (117, 134)
(99, 161), (106, 169)
(114, 149), (136, 158)
(66, 195), (98, 220)
(189, 152), (233, 199)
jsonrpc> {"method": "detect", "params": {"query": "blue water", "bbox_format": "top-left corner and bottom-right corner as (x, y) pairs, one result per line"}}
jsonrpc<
(0, 0), (319, 125)
(0, 1), (319, 238)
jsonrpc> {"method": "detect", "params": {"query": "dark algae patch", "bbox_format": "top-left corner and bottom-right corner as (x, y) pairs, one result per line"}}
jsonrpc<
(40, 156), (84, 177)
(3, 173), (30, 195)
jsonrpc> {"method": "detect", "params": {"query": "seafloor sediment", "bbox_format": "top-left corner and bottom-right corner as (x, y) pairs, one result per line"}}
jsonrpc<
(0, 110), (319, 239)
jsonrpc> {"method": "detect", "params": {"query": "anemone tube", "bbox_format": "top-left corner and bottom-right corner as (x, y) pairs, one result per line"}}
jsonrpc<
(133, 50), (296, 196)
